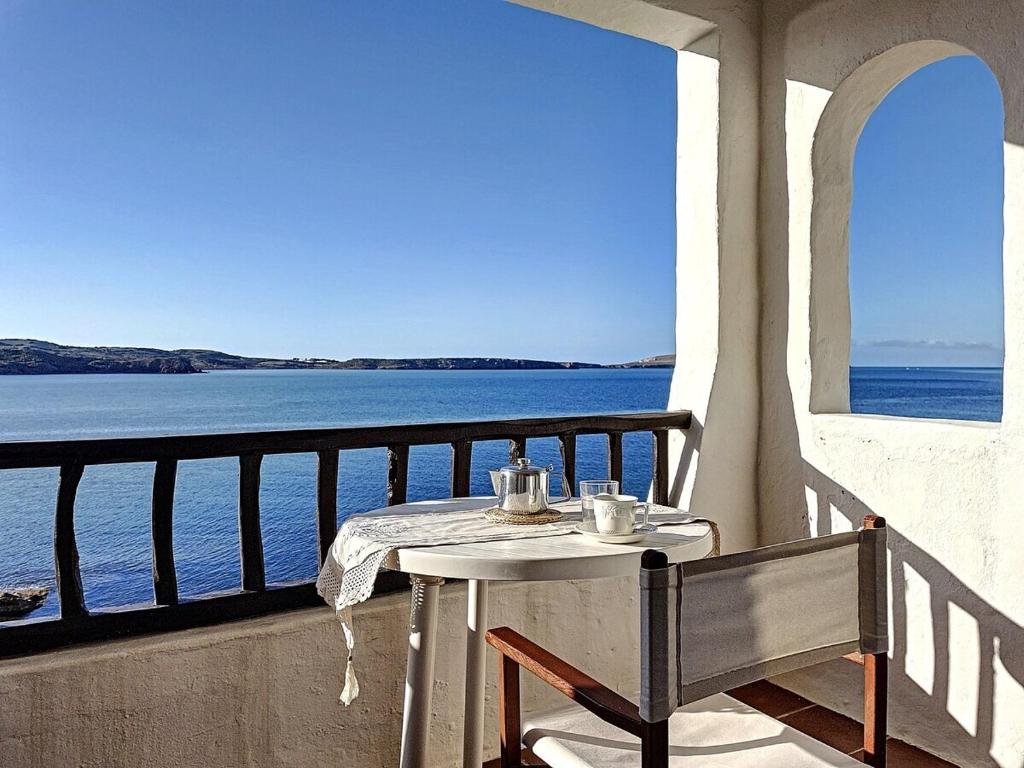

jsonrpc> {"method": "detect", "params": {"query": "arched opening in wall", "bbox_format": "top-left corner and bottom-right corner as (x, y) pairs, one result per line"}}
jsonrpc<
(848, 56), (1004, 422)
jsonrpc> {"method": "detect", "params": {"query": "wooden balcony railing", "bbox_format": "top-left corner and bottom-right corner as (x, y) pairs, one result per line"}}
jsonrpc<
(0, 410), (691, 658)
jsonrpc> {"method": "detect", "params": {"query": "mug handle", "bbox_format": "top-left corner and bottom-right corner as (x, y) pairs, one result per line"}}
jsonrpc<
(635, 502), (651, 529)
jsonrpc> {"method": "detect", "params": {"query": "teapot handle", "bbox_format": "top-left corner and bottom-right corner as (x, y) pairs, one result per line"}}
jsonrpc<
(550, 470), (572, 503)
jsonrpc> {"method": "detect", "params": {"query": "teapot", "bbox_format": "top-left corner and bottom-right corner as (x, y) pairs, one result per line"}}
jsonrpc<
(489, 457), (570, 514)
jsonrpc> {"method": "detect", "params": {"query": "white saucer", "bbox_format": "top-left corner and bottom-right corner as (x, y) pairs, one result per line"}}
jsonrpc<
(574, 522), (655, 544)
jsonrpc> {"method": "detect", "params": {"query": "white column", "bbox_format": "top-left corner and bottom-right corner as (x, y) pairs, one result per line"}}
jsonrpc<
(462, 579), (490, 768)
(400, 574), (444, 768)
(668, 37), (760, 554)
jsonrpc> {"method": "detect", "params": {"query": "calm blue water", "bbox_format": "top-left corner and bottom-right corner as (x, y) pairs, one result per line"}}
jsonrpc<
(850, 367), (1002, 422)
(0, 365), (1002, 621)
(0, 369), (672, 619)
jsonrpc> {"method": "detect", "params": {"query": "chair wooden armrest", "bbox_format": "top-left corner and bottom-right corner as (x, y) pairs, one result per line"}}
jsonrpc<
(486, 626), (641, 767)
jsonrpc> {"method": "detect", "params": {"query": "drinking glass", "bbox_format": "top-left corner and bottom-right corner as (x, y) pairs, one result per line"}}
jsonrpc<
(579, 480), (620, 526)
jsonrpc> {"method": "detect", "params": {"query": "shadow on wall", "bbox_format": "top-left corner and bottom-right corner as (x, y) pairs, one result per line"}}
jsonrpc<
(668, 416), (701, 509)
(804, 463), (1024, 767)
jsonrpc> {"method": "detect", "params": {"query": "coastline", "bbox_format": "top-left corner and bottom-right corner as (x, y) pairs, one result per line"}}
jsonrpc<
(0, 339), (673, 375)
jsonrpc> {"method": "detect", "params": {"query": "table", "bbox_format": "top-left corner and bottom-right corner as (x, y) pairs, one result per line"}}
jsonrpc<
(371, 497), (716, 768)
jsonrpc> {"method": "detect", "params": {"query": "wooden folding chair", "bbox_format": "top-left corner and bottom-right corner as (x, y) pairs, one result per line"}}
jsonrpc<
(486, 516), (888, 767)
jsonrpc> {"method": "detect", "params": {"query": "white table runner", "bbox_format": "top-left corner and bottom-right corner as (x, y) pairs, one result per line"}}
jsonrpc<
(316, 499), (716, 704)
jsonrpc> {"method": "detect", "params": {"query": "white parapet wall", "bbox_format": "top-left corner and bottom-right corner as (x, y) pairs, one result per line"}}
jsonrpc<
(758, 1), (1024, 765)
(0, 577), (642, 768)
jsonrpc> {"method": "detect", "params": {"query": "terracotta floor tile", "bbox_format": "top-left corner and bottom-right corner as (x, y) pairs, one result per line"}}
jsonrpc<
(483, 747), (546, 767)
(777, 704), (866, 755)
(731, 682), (955, 768)
(728, 680), (817, 718)
(851, 741), (959, 767)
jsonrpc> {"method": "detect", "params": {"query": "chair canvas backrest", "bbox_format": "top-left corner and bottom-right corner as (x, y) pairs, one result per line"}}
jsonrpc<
(640, 526), (888, 723)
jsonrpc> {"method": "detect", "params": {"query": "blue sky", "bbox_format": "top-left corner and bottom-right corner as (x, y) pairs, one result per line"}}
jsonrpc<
(0, 4), (1006, 366)
(0, 1), (676, 363)
(850, 55), (1004, 367)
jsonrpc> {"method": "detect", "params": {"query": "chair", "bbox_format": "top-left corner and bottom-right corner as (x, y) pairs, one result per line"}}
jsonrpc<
(485, 516), (889, 767)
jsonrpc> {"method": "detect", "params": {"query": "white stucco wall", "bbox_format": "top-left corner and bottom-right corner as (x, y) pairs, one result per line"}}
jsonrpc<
(514, 3), (763, 556)
(666, 6), (761, 556)
(0, 577), (644, 767)
(759, 2), (1024, 765)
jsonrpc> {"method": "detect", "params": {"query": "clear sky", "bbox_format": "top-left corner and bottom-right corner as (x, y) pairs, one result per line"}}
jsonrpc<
(0, 0), (676, 364)
(0, 4), (1007, 366)
(850, 55), (1004, 367)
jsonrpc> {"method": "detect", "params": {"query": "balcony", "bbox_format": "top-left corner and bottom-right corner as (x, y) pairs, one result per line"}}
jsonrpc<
(0, 411), (686, 656)
(2, 0), (1023, 764)
(0, 411), (954, 767)
(0, 412), (693, 766)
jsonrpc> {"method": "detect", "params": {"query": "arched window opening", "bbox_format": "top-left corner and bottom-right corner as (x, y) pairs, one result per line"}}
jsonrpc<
(849, 55), (1004, 422)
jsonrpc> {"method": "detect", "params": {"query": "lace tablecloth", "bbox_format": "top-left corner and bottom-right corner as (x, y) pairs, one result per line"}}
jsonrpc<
(316, 499), (718, 704)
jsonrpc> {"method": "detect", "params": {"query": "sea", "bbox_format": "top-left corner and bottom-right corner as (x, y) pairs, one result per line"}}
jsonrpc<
(0, 366), (1002, 620)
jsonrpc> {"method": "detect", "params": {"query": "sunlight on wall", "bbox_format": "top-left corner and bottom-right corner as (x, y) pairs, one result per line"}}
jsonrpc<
(783, 77), (839, 414)
(946, 601), (980, 737)
(902, 561), (935, 695)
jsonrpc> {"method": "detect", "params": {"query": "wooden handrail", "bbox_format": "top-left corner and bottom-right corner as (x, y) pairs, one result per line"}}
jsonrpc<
(0, 411), (691, 469)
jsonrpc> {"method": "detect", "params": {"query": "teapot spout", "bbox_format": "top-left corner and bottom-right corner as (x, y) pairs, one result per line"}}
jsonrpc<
(489, 470), (501, 496)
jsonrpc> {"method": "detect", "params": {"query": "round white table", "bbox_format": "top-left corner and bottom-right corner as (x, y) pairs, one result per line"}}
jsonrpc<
(374, 497), (716, 768)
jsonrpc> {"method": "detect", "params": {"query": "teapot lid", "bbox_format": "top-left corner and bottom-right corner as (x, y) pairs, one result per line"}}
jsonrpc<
(500, 457), (547, 475)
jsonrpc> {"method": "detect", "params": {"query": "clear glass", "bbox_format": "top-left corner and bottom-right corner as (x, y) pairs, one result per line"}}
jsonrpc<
(579, 480), (620, 525)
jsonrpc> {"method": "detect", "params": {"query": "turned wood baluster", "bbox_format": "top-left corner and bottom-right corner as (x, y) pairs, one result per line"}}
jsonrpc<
(607, 432), (623, 486)
(558, 432), (576, 498)
(54, 461), (87, 619)
(238, 453), (266, 592)
(151, 459), (179, 605)
(387, 444), (410, 506)
(508, 436), (526, 464)
(451, 440), (472, 498)
(652, 430), (669, 506)
(317, 449), (340, 566)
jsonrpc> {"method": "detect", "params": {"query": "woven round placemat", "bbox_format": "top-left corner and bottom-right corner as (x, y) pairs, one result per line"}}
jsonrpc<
(483, 507), (563, 525)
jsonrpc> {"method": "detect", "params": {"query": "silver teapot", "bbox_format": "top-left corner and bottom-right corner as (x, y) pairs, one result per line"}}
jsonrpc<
(489, 457), (570, 514)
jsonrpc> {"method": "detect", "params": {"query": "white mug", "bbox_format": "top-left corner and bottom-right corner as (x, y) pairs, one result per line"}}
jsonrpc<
(592, 493), (649, 535)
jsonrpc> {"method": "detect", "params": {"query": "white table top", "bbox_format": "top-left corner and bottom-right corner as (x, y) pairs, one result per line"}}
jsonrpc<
(377, 497), (715, 581)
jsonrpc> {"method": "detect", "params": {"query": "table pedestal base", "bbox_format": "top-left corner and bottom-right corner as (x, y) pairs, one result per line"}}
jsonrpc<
(400, 574), (444, 768)
(463, 579), (489, 768)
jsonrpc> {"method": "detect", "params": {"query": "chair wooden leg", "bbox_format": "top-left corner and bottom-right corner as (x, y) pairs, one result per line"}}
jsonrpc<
(863, 651), (888, 767)
(498, 654), (522, 768)
(640, 719), (669, 768)
(862, 515), (888, 767)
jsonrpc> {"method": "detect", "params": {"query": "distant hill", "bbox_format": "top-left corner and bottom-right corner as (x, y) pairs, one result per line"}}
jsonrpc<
(0, 340), (617, 375)
(611, 354), (675, 368)
(0, 340), (201, 375)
